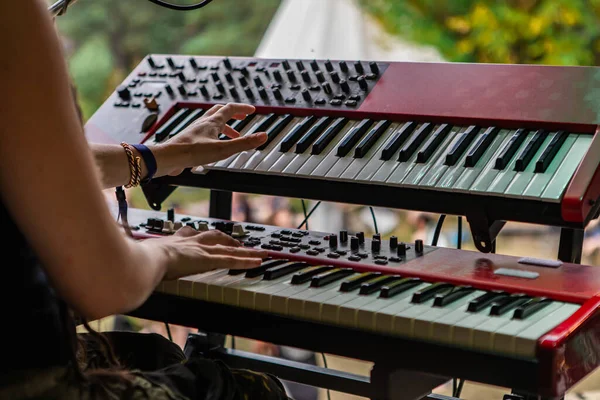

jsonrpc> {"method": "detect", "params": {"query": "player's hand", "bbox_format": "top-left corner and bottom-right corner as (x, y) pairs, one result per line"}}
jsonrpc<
(144, 226), (268, 281)
(165, 103), (267, 175)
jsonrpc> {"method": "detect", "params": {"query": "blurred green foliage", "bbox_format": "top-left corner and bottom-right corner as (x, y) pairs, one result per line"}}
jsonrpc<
(358, 0), (600, 66)
(54, 0), (280, 120)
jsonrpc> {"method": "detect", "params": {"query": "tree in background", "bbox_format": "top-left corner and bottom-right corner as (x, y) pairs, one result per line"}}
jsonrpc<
(358, 0), (600, 66)
(54, 0), (280, 120)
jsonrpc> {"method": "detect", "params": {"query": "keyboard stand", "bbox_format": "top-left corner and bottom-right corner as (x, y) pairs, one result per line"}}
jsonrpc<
(183, 331), (458, 400)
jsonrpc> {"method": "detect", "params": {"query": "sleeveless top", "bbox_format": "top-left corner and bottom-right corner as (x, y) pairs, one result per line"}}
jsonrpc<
(0, 198), (71, 373)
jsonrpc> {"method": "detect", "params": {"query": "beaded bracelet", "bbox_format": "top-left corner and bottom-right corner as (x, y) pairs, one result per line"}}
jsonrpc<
(120, 142), (142, 188)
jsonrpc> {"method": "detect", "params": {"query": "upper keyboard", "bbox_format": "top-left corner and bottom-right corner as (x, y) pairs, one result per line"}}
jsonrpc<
(84, 55), (600, 230)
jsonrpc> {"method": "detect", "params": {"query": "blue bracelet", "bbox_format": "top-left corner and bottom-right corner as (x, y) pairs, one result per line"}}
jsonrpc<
(131, 144), (157, 183)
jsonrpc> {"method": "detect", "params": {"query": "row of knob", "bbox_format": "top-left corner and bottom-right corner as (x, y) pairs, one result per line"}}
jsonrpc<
(147, 55), (380, 76)
(327, 231), (425, 256)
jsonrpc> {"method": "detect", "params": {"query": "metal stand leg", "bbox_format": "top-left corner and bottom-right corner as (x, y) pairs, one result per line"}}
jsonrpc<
(558, 228), (584, 264)
(209, 190), (232, 220)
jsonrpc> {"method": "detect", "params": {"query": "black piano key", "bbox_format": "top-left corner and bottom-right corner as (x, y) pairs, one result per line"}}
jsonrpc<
(256, 114), (294, 151)
(310, 268), (355, 288)
(280, 116), (318, 153)
(494, 129), (529, 170)
(228, 258), (284, 276)
(291, 265), (334, 284)
(380, 122), (417, 161)
(416, 124), (453, 163)
(379, 277), (422, 299)
(514, 129), (546, 171)
(465, 126), (500, 167)
(354, 120), (392, 158)
(398, 123), (434, 162)
(513, 297), (553, 320)
(411, 282), (454, 304)
(339, 272), (381, 292)
(295, 117), (332, 154)
(263, 261), (309, 280)
(433, 286), (475, 307)
(247, 113), (279, 135)
(244, 258), (290, 278)
(230, 114), (256, 132)
(490, 294), (531, 316)
(467, 291), (508, 312)
(358, 275), (402, 295)
(535, 131), (569, 173)
(169, 108), (206, 139)
(336, 119), (374, 157)
(154, 108), (193, 142)
(312, 117), (349, 155)
(445, 125), (480, 166)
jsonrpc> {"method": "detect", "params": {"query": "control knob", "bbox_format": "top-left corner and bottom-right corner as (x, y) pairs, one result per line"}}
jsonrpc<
(350, 236), (359, 251)
(397, 243), (407, 257)
(389, 236), (398, 249)
(415, 239), (424, 255)
(329, 234), (338, 248)
(371, 239), (381, 253)
(117, 85), (131, 101)
(339, 230), (348, 243)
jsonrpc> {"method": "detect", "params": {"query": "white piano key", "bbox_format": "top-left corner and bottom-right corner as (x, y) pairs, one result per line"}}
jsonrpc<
(504, 133), (554, 198)
(340, 123), (401, 180)
(366, 284), (430, 333)
(430, 297), (486, 345)
(468, 130), (518, 192)
(384, 125), (432, 185)
(220, 268), (303, 308)
(210, 115), (269, 170)
(451, 305), (496, 349)
(191, 270), (231, 301)
(521, 134), (577, 198)
(298, 121), (359, 177)
(205, 272), (249, 303)
(302, 287), (367, 322)
(433, 129), (489, 190)
(266, 150), (300, 174)
(355, 122), (411, 182)
(484, 131), (536, 194)
(169, 269), (227, 299)
(419, 127), (468, 188)
(241, 117), (303, 170)
(541, 135), (592, 201)
(492, 301), (562, 354)
(514, 303), (579, 357)
(471, 311), (516, 353)
(401, 127), (460, 187)
(412, 290), (484, 340)
(286, 280), (353, 321)
(453, 129), (510, 192)
(324, 292), (380, 327)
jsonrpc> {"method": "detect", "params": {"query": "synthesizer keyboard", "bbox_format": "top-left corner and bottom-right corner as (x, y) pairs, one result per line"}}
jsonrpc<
(85, 55), (600, 254)
(119, 206), (600, 399)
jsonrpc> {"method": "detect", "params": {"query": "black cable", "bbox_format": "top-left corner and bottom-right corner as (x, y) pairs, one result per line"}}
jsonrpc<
(431, 214), (446, 246)
(297, 201), (321, 229)
(145, 0), (214, 11)
(301, 200), (309, 231)
(165, 322), (173, 342)
(457, 216), (462, 249)
(321, 353), (331, 400)
(115, 187), (134, 238)
(369, 207), (379, 235)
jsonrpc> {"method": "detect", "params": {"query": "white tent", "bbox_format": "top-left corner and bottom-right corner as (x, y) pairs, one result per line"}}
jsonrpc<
(254, 0), (444, 233)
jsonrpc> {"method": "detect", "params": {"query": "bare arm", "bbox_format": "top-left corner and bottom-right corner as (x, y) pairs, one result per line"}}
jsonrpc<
(0, 1), (266, 321)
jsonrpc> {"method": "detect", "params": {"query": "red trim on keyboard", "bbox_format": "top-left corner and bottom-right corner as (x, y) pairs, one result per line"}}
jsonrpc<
(131, 231), (598, 303)
(537, 296), (600, 397)
(562, 125), (600, 223)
